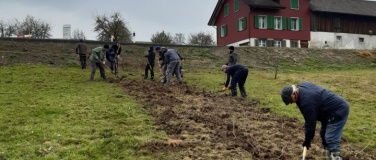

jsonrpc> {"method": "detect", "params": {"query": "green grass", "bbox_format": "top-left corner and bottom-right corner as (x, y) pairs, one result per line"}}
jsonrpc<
(184, 68), (376, 149)
(0, 64), (171, 159)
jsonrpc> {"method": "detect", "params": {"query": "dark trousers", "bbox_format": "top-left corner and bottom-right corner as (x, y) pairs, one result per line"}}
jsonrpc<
(90, 60), (106, 80)
(79, 54), (86, 69)
(230, 68), (248, 97)
(144, 63), (154, 79)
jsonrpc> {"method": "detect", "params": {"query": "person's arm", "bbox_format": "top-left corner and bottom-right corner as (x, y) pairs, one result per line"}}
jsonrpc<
(177, 51), (184, 64)
(233, 53), (237, 64)
(224, 70), (231, 88)
(76, 44), (79, 54)
(301, 102), (319, 149)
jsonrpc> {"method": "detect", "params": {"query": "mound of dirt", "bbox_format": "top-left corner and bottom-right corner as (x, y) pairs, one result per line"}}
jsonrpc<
(114, 78), (375, 159)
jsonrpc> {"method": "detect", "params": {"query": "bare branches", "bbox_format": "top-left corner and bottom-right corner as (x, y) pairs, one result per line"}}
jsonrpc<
(93, 12), (132, 42)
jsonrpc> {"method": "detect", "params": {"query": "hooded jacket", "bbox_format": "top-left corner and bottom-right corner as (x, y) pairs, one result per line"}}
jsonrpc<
(145, 46), (155, 65)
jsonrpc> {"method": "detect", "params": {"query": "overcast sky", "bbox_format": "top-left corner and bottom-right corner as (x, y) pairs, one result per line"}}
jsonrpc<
(0, 0), (218, 42)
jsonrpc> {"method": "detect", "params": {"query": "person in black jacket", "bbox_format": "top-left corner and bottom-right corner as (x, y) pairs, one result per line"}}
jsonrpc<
(111, 41), (122, 73)
(226, 46), (237, 66)
(221, 64), (248, 97)
(144, 46), (155, 80)
(280, 82), (349, 160)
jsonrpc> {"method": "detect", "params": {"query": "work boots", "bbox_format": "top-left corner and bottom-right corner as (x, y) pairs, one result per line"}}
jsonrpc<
(327, 152), (342, 160)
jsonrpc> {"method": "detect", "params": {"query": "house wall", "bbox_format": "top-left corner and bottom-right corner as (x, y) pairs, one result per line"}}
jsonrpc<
(216, 0), (250, 46)
(216, 0), (311, 46)
(310, 32), (376, 49)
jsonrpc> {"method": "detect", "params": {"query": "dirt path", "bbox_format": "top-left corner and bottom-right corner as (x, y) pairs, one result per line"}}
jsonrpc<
(108, 78), (375, 160)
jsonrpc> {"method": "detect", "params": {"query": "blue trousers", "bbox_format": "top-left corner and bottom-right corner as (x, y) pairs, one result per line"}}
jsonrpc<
(230, 68), (248, 97)
(320, 108), (349, 152)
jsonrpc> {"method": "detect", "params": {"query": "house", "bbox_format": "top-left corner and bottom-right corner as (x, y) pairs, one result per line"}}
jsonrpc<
(309, 0), (376, 49)
(208, 0), (311, 48)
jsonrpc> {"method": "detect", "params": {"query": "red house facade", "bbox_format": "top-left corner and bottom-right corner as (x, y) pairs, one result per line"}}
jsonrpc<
(208, 0), (310, 48)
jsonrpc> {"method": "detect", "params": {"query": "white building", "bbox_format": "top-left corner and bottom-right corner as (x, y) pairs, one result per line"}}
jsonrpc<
(63, 24), (71, 39)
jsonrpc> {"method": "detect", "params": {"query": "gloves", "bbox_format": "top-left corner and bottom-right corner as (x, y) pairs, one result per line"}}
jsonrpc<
(222, 87), (227, 92)
(103, 61), (105, 65)
(303, 141), (311, 150)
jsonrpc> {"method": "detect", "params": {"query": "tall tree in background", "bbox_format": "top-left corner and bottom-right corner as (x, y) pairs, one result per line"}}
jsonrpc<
(72, 29), (86, 40)
(187, 31), (215, 46)
(17, 15), (52, 39)
(173, 33), (186, 45)
(94, 12), (132, 42)
(151, 31), (173, 44)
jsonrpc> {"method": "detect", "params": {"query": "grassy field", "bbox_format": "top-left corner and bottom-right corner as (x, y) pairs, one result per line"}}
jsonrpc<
(184, 68), (376, 149)
(0, 64), (171, 159)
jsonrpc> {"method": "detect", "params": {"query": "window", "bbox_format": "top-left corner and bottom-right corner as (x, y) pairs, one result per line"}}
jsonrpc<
(291, 41), (299, 47)
(224, 4), (229, 17)
(336, 36), (342, 41)
(219, 24), (227, 37)
(275, 17), (282, 30)
(235, 0), (239, 12)
(275, 40), (282, 47)
(259, 16), (267, 29)
(237, 17), (246, 31)
(291, 18), (298, 30)
(359, 38), (364, 43)
(291, 0), (299, 9)
(258, 39), (266, 47)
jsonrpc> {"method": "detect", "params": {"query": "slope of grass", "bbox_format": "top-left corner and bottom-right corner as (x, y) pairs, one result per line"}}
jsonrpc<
(0, 64), (170, 159)
(184, 68), (376, 150)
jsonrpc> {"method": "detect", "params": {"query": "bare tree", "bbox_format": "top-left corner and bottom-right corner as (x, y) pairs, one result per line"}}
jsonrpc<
(94, 12), (132, 42)
(173, 33), (186, 45)
(187, 31), (215, 46)
(72, 29), (86, 40)
(151, 31), (173, 44)
(5, 19), (20, 37)
(0, 20), (5, 37)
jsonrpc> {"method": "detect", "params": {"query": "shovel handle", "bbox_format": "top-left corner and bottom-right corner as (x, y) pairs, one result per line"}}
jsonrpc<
(302, 146), (307, 160)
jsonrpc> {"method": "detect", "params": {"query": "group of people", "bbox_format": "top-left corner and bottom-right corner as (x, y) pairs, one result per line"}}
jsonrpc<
(143, 46), (184, 86)
(77, 40), (348, 159)
(222, 46), (348, 159)
(75, 40), (122, 81)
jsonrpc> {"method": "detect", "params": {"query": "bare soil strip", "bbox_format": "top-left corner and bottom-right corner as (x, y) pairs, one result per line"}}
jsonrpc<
(108, 78), (375, 160)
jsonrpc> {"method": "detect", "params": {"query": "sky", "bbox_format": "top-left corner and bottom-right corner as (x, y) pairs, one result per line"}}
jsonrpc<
(0, 0), (218, 42)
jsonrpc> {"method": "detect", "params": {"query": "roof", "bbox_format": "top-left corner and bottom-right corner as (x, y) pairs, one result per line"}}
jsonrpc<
(208, 0), (285, 26)
(310, 0), (376, 17)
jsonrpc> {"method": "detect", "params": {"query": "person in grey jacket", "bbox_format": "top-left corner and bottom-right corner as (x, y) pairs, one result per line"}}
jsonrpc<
(164, 49), (183, 85)
(227, 46), (237, 66)
(280, 82), (349, 160)
(75, 39), (87, 69)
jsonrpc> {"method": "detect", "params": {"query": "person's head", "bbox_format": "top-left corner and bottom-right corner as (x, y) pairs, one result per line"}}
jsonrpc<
(103, 44), (109, 51)
(221, 65), (227, 73)
(229, 46), (235, 52)
(155, 46), (161, 52)
(280, 85), (298, 105)
(116, 41), (120, 46)
(79, 39), (83, 43)
(149, 46), (154, 52)
(161, 47), (167, 53)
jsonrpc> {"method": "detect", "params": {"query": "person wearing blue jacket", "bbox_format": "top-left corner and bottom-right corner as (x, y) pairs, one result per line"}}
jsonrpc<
(105, 48), (116, 73)
(221, 64), (248, 97)
(280, 82), (349, 160)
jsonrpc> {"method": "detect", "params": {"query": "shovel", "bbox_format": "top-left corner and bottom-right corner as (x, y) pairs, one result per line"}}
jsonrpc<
(302, 146), (307, 160)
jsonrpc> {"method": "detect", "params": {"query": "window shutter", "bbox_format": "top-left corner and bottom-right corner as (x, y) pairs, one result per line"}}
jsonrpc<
(282, 40), (286, 47)
(219, 26), (222, 37)
(224, 25), (227, 36)
(299, 18), (303, 31)
(266, 40), (273, 47)
(267, 16), (271, 29)
(242, 17), (246, 30)
(271, 16), (275, 29)
(237, 19), (240, 31)
(291, 0), (298, 9)
(254, 15), (259, 28)
(287, 18), (291, 30)
(224, 4), (229, 16)
(235, 0), (239, 12)
(255, 39), (259, 46)
(282, 17), (286, 30)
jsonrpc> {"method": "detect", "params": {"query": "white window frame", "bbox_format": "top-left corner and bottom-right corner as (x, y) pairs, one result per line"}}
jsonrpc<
(220, 25), (226, 37)
(238, 18), (245, 31)
(274, 40), (282, 47)
(274, 16), (282, 30)
(259, 15), (267, 29)
(291, 17), (299, 31)
(258, 39), (266, 47)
